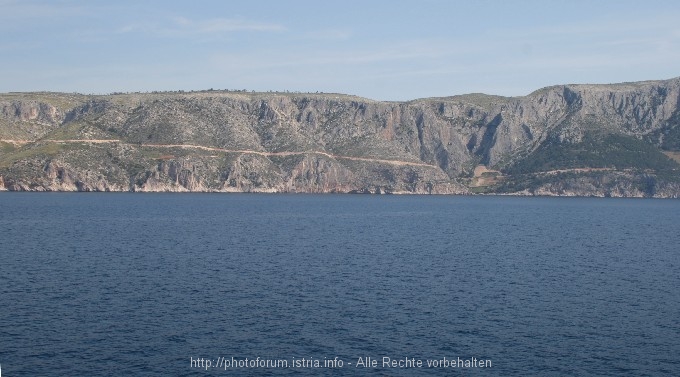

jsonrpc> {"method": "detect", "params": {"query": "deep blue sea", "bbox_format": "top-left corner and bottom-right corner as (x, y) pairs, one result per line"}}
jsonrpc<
(1, 193), (679, 376)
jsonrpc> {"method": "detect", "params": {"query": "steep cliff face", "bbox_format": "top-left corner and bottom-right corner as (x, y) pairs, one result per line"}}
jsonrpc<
(458, 79), (680, 167)
(0, 99), (65, 140)
(1, 78), (679, 196)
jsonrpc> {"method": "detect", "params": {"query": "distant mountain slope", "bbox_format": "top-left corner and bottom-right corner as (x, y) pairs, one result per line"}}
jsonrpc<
(2, 78), (680, 197)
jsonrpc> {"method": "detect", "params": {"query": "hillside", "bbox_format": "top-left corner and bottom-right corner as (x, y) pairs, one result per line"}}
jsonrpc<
(2, 78), (680, 197)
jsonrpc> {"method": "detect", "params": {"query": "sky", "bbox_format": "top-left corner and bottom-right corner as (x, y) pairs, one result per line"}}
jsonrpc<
(1, 0), (679, 101)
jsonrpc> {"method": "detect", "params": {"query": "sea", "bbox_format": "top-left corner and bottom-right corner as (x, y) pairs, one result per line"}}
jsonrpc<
(0, 193), (678, 376)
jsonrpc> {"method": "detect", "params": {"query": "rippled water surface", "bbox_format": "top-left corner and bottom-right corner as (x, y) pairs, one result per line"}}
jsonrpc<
(1, 193), (679, 376)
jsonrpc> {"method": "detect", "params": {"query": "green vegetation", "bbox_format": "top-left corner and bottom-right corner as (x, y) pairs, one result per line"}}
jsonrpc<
(660, 111), (680, 151)
(0, 142), (66, 168)
(492, 169), (680, 196)
(661, 125), (680, 151)
(492, 171), (583, 193)
(414, 93), (511, 111)
(43, 121), (118, 141)
(0, 141), (17, 154)
(506, 133), (679, 174)
(468, 185), (493, 194)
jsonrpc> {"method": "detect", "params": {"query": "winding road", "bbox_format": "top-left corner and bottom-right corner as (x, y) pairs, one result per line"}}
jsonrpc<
(1, 138), (436, 168)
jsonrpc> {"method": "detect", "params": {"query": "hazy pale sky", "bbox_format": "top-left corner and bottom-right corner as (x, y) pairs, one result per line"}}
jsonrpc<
(1, 0), (679, 100)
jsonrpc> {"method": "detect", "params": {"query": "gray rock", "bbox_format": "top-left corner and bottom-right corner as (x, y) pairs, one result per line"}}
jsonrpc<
(1, 78), (679, 196)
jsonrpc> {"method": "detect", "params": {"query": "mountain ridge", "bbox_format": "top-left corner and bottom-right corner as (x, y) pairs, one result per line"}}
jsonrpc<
(2, 77), (680, 197)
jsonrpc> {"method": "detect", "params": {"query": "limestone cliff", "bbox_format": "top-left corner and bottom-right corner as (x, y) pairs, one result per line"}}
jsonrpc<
(1, 78), (679, 197)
